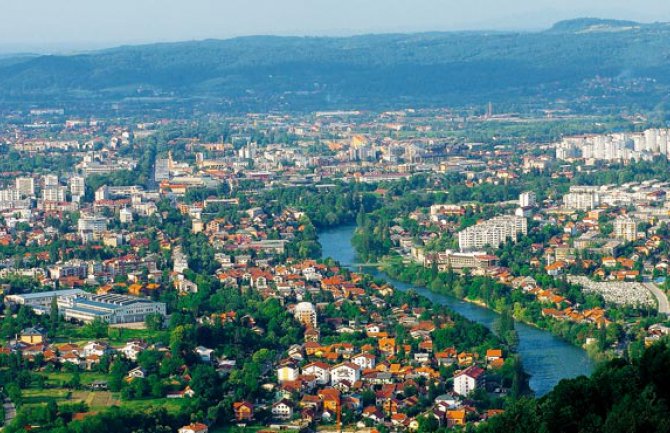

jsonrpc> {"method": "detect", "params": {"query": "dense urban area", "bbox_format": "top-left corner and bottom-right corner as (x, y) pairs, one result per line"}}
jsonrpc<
(0, 103), (667, 433)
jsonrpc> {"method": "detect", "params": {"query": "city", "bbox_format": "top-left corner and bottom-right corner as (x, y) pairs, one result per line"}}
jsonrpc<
(0, 3), (669, 433)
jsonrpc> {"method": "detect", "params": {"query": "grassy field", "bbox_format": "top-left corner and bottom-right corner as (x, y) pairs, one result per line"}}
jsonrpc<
(39, 371), (109, 387)
(116, 396), (190, 412)
(211, 426), (268, 433)
(23, 389), (71, 405)
(22, 385), (187, 412)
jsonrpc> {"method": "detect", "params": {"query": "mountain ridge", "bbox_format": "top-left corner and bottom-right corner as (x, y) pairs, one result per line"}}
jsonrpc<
(1, 18), (669, 112)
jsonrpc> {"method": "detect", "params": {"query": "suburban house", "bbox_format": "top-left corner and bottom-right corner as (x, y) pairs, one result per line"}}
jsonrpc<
(453, 366), (485, 396)
(178, 423), (208, 433)
(233, 401), (254, 421)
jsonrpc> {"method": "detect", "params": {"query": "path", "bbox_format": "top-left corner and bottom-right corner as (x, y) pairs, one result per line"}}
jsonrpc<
(2, 398), (15, 429)
(643, 283), (670, 315)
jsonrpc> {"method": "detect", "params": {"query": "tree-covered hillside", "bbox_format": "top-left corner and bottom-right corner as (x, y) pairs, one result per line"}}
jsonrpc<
(1, 18), (670, 112)
(478, 342), (670, 433)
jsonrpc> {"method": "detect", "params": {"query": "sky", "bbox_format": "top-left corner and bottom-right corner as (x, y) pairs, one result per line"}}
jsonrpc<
(1, 0), (669, 53)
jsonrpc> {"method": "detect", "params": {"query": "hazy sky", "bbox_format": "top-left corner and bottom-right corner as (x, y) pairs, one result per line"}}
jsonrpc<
(1, 0), (669, 53)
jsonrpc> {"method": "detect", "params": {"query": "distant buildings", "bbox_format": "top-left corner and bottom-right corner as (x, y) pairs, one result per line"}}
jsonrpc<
(5, 289), (86, 310)
(43, 186), (67, 202)
(555, 128), (670, 162)
(458, 216), (527, 251)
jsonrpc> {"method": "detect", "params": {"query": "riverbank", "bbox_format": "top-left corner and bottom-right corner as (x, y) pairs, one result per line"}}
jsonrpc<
(319, 224), (594, 396)
(378, 255), (615, 362)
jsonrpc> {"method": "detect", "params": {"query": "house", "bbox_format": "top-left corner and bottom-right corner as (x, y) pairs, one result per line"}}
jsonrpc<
(486, 349), (503, 362)
(167, 386), (196, 399)
(446, 409), (466, 427)
(330, 362), (361, 386)
(90, 380), (108, 391)
(233, 401), (254, 421)
(195, 346), (215, 363)
(82, 341), (110, 358)
(319, 388), (341, 413)
(118, 341), (146, 361)
(271, 399), (294, 420)
(453, 366), (485, 396)
(351, 353), (376, 370)
(178, 423), (208, 433)
(379, 337), (396, 355)
(19, 327), (46, 345)
(277, 364), (299, 382)
(362, 406), (384, 423)
(302, 361), (331, 385)
(127, 367), (146, 379)
(435, 349), (457, 366)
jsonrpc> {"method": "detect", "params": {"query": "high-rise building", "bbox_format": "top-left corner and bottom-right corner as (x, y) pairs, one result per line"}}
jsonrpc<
(0, 189), (20, 202)
(43, 186), (67, 202)
(614, 216), (638, 242)
(563, 187), (601, 211)
(43, 174), (59, 188)
(519, 191), (537, 208)
(155, 158), (170, 181)
(15, 177), (35, 197)
(78, 213), (107, 235)
(458, 215), (527, 251)
(69, 176), (85, 199)
(294, 302), (317, 328)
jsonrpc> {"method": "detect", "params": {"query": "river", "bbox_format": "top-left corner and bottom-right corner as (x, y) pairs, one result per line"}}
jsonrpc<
(319, 224), (594, 396)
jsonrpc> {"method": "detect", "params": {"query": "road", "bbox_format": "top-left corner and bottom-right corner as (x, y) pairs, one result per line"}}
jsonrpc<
(643, 283), (670, 315)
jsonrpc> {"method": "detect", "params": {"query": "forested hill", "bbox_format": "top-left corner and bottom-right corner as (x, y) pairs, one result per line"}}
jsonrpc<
(2, 18), (670, 112)
(478, 342), (670, 433)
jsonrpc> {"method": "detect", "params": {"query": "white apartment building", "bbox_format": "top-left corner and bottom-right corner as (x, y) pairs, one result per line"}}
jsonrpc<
(0, 189), (20, 202)
(614, 216), (638, 242)
(69, 176), (85, 199)
(519, 191), (537, 208)
(458, 215), (527, 251)
(43, 174), (59, 188)
(563, 186), (601, 211)
(555, 128), (670, 162)
(294, 302), (317, 328)
(43, 186), (67, 202)
(78, 213), (107, 236)
(15, 177), (35, 197)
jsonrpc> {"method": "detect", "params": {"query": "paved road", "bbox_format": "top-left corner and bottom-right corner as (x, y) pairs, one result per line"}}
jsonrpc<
(643, 283), (670, 315)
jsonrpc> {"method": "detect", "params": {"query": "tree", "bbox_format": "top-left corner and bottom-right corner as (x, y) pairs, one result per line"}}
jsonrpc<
(145, 313), (164, 331)
(49, 295), (59, 338)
